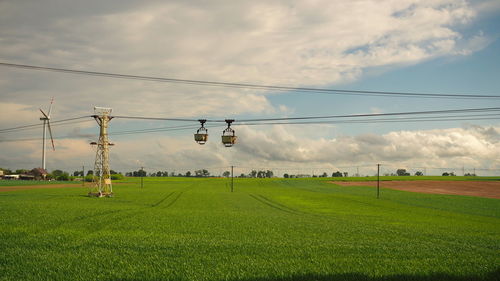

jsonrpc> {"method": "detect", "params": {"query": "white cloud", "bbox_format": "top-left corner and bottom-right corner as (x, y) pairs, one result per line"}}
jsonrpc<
(0, 0), (491, 114)
(0, 0), (497, 172)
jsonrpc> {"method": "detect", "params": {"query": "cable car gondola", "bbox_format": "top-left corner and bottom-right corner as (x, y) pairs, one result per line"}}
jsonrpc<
(194, 119), (208, 145)
(221, 119), (237, 147)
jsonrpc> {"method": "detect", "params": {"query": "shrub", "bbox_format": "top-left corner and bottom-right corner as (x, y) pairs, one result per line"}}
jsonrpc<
(111, 174), (124, 180)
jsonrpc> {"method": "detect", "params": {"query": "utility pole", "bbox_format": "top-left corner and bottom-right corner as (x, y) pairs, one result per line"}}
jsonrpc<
(377, 164), (380, 199)
(89, 107), (114, 197)
(82, 165), (85, 187)
(231, 165), (234, 192)
(141, 166), (144, 189)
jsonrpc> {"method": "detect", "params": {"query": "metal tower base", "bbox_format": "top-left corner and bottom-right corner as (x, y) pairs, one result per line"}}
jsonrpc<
(88, 191), (114, 198)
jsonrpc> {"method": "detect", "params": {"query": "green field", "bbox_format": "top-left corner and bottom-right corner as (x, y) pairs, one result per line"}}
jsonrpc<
(0, 180), (80, 186)
(0, 177), (498, 281)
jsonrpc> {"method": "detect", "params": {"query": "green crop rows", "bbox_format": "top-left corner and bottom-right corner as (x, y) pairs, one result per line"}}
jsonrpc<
(0, 177), (498, 280)
(0, 180), (80, 186)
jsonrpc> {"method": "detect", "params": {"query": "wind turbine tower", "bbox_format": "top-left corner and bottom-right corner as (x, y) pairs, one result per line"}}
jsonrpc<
(89, 107), (114, 197)
(39, 98), (55, 171)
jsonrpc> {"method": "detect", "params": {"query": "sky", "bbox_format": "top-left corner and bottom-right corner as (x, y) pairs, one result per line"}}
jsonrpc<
(0, 0), (499, 176)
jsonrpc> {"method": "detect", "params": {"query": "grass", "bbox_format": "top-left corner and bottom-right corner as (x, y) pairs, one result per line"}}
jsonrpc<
(0, 180), (80, 186)
(0, 177), (498, 281)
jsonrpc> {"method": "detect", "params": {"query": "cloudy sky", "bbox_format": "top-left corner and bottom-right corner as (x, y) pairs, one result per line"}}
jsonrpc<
(0, 0), (499, 176)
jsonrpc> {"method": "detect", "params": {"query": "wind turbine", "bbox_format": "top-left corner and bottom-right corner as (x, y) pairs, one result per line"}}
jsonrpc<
(40, 98), (55, 170)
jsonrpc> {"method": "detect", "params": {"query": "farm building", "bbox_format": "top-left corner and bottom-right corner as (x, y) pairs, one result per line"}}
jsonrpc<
(30, 168), (48, 180)
(3, 175), (19, 180)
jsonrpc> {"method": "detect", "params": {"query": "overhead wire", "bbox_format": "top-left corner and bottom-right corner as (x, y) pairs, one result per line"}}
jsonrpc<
(1, 107), (498, 142)
(1, 62), (500, 99)
(0, 116), (91, 133)
(235, 107), (500, 122)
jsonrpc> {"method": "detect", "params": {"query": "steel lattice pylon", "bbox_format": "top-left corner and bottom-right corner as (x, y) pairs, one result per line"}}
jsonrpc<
(89, 107), (113, 197)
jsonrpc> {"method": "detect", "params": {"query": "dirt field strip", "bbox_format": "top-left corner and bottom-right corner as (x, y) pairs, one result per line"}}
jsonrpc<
(330, 181), (500, 199)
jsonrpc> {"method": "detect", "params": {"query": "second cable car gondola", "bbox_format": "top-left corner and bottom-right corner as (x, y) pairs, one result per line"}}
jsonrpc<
(194, 119), (208, 145)
(221, 119), (237, 147)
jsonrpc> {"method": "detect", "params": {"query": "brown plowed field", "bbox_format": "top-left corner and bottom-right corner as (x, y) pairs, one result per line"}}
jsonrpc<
(331, 181), (500, 199)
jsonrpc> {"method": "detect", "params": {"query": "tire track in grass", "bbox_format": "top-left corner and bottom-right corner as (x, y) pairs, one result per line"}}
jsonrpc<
(249, 194), (301, 215)
(156, 182), (198, 209)
(256, 194), (304, 214)
(151, 191), (175, 207)
(162, 191), (184, 209)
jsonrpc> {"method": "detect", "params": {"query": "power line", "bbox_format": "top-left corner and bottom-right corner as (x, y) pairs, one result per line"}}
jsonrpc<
(1, 62), (500, 99)
(0, 116), (91, 133)
(236, 107), (500, 122)
(1, 107), (498, 141)
(110, 107), (500, 123)
(0, 124), (222, 143)
(239, 116), (500, 126)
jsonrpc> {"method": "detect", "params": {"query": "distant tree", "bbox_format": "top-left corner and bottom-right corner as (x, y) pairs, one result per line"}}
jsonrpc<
(396, 169), (410, 176)
(266, 170), (274, 178)
(110, 170), (118, 175)
(185, 171), (191, 177)
(415, 171), (423, 176)
(332, 171), (343, 177)
(86, 170), (94, 176)
(156, 171), (162, 177)
(343, 172), (348, 177)
(283, 173), (289, 178)
(195, 170), (202, 177)
(321, 172), (328, 177)
(222, 171), (231, 177)
(250, 170), (257, 178)
(15, 169), (30, 174)
(0, 168), (12, 175)
(56, 172), (70, 181)
(125, 172), (132, 177)
(73, 171), (82, 177)
(202, 169), (210, 177)
(239, 173), (246, 178)
(52, 170), (64, 177)
(464, 173), (476, 176)
(442, 172), (450, 176)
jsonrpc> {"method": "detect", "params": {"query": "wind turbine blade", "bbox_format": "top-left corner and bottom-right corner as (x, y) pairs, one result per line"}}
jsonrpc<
(39, 108), (49, 119)
(47, 97), (54, 117)
(47, 121), (55, 151)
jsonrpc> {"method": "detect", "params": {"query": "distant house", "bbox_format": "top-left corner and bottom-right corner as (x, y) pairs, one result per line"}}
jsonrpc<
(3, 175), (19, 180)
(30, 168), (48, 180)
(0, 170), (3, 177)
(19, 174), (35, 180)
